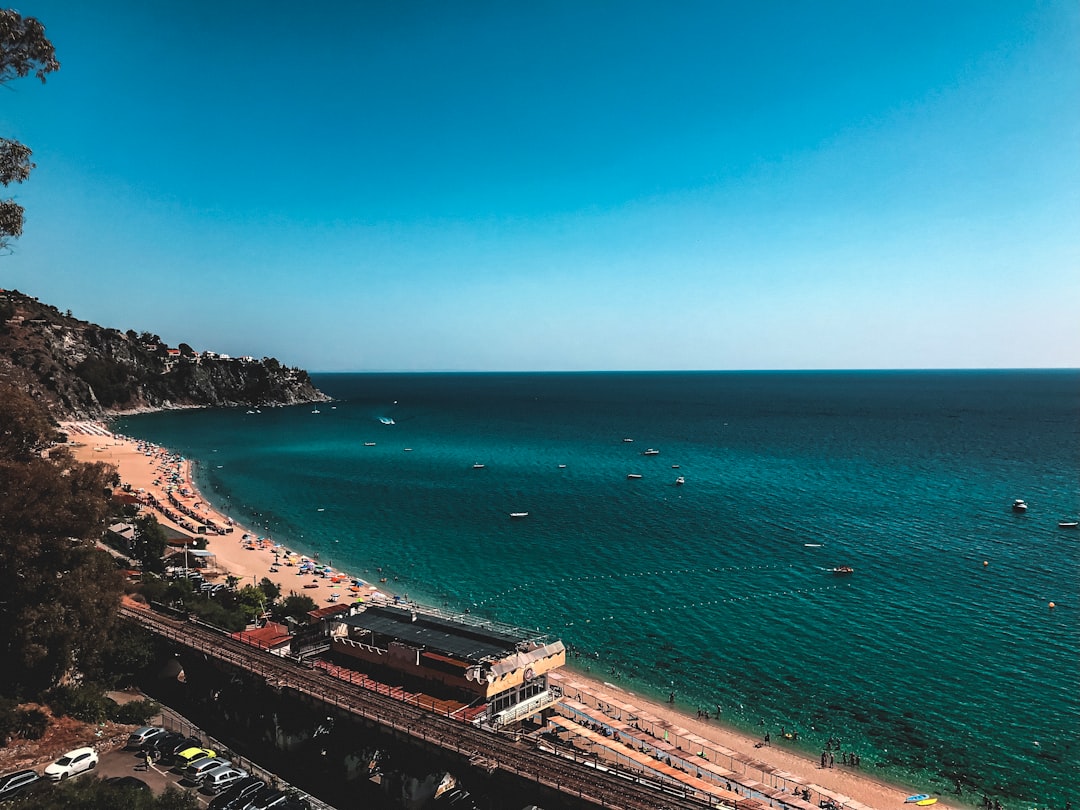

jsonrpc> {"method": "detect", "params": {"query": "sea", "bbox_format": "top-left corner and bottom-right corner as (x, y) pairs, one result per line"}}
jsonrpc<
(113, 370), (1080, 807)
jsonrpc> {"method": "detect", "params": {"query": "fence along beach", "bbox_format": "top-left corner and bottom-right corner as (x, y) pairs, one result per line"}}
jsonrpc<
(62, 419), (947, 810)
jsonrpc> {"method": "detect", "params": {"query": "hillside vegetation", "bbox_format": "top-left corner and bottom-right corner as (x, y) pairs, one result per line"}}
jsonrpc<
(0, 289), (327, 418)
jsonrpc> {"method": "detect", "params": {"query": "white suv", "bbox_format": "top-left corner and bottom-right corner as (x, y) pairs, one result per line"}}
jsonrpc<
(43, 747), (98, 780)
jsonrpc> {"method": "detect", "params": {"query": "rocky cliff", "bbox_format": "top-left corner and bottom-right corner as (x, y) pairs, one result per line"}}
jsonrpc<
(0, 289), (328, 419)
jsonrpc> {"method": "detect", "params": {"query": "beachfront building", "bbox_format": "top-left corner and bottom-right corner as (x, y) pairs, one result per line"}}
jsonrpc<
(329, 603), (566, 727)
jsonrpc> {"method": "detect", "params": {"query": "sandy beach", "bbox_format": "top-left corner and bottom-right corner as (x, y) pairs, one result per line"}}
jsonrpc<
(64, 420), (954, 810)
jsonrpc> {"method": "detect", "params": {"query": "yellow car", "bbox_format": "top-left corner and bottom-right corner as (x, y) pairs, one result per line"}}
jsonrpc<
(174, 747), (216, 768)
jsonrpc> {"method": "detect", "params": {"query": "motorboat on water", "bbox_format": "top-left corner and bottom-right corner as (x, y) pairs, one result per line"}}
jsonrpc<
(675, 476), (685, 485)
(622, 438), (634, 442)
(472, 463), (485, 469)
(627, 473), (643, 479)
(379, 417), (395, 425)
(509, 512), (529, 519)
(364, 442), (376, 447)
(830, 566), (854, 575)
(1058, 520), (1079, 528)
(643, 448), (660, 455)
(1012, 499), (1028, 512)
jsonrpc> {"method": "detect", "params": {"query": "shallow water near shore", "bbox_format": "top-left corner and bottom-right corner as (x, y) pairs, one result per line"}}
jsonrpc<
(114, 370), (1080, 806)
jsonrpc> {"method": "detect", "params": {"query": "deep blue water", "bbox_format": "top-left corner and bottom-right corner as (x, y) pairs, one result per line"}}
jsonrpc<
(114, 371), (1080, 806)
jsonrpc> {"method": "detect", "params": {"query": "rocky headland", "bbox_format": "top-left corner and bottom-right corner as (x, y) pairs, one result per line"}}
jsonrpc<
(0, 289), (328, 419)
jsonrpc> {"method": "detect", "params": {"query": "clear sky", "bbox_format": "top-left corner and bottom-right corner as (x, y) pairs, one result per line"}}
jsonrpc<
(2, 1), (1077, 371)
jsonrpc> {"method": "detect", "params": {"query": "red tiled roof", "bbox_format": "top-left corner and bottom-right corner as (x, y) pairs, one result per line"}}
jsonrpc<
(231, 622), (292, 650)
(307, 604), (351, 621)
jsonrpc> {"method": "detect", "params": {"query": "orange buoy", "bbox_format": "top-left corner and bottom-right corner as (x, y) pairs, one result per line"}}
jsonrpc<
(1048, 602), (1056, 609)
(983, 561), (989, 566)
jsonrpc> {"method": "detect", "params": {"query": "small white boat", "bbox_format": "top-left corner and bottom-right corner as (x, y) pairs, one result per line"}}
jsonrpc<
(557, 464), (567, 468)
(364, 442), (376, 447)
(643, 448), (660, 455)
(379, 417), (395, 425)
(627, 473), (643, 480)
(1058, 520), (1079, 528)
(671, 464), (680, 469)
(623, 438), (634, 442)
(509, 512), (529, 519)
(311, 408), (321, 414)
(1012, 499), (1028, 512)
(472, 463), (485, 469)
(675, 476), (685, 485)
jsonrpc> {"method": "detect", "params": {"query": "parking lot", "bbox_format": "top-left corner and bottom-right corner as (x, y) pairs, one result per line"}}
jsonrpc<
(97, 746), (212, 806)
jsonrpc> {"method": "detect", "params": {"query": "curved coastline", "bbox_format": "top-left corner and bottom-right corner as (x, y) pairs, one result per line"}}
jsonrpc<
(62, 418), (970, 810)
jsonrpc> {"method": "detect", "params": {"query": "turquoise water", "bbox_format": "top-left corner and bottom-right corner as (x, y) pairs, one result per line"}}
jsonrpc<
(114, 371), (1080, 806)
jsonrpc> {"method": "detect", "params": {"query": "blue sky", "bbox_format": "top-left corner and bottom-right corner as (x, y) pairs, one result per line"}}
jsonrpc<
(2, 1), (1077, 371)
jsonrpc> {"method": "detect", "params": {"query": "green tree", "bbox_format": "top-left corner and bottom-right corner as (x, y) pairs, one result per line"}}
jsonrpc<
(96, 620), (162, 688)
(274, 592), (317, 624)
(0, 387), (123, 696)
(0, 10), (59, 251)
(258, 577), (281, 601)
(133, 513), (167, 574)
(236, 584), (267, 623)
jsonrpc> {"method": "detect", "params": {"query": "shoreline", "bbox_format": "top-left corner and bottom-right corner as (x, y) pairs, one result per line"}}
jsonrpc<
(64, 418), (966, 810)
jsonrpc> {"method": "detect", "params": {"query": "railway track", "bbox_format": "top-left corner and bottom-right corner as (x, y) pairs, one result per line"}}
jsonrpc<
(121, 605), (715, 810)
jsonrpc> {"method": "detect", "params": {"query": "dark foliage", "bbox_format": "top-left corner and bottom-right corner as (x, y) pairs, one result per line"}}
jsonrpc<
(45, 683), (160, 725)
(96, 620), (165, 688)
(44, 683), (112, 723)
(0, 697), (46, 743)
(133, 514), (168, 574)
(0, 10), (59, 84)
(0, 10), (58, 251)
(274, 593), (318, 624)
(0, 387), (124, 696)
(75, 356), (133, 407)
(15, 779), (199, 810)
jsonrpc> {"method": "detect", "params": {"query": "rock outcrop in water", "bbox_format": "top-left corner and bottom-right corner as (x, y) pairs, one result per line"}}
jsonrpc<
(0, 288), (328, 419)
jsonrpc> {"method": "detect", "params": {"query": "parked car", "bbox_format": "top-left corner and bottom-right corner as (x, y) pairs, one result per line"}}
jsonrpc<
(239, 786), (287, 810)
(183, 756), (230, 783)
(207, 776), (264, 810)
(0, 769), (42, 800)
(147, 731), (187, 755)
(201, 765), (249, 795)
(162, 736), (203, 760)
(43, 747), (98, 780)
(174, 747), (216, 769)
(125, 726), (167, 750)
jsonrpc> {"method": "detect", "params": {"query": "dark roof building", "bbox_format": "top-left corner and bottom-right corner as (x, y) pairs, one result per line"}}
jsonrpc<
(332, 603), (565, 727)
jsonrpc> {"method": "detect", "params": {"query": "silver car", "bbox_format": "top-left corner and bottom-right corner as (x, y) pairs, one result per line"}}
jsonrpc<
(201, 764), (249, 794)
